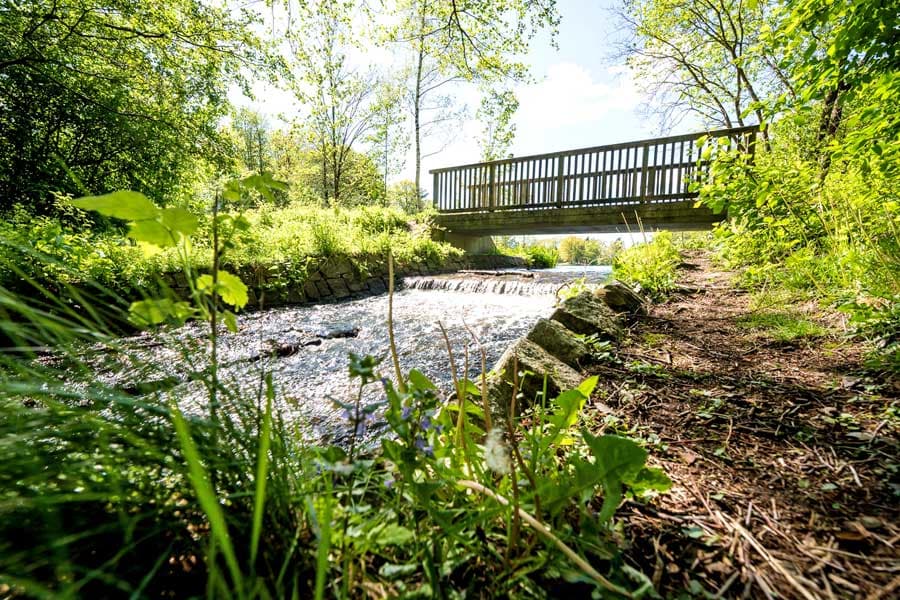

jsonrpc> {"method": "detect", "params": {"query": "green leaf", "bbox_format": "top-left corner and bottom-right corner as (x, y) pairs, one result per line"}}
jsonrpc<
(583, 432), (652, 523)
(628, 467), (673, 495)
(576, 375), (598, 397)
(128, 219), (175, 247)
(161, 207), (199, 238)
(223, 311), (239, 333)
(549, 389), (588, 431)
(128, 298), (194, 327)
(217, 271), (248, 308)
(197, 272), (249, 309)
(373, 524), (415, 547)
(71, 191), (160, 221)
(407, 368), (437, 390)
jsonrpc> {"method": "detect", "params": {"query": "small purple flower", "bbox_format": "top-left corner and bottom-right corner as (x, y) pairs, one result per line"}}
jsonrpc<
(420, 415), (432, 431)
(401, 406), (413, 420)
(380, 377), (390, 391)
(384, 477), (395, 489)
(414, 436), (434, 457)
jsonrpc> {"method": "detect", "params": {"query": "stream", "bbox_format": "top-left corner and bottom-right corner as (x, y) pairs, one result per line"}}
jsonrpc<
(87, 265), (611, 444)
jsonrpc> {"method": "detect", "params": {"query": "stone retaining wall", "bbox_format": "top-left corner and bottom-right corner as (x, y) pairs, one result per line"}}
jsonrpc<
(161, 254), (527, 309)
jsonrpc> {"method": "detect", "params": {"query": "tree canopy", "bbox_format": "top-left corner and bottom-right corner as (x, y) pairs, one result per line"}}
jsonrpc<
(0, 0), (267, 211)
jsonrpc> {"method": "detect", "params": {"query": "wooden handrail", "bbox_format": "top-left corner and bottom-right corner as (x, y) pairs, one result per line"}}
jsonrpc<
(430, 125), (758, 214)
(428, 125), (758, 174)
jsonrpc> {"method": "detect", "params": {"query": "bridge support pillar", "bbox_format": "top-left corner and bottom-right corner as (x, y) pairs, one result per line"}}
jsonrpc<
(434, 230), (497, 254)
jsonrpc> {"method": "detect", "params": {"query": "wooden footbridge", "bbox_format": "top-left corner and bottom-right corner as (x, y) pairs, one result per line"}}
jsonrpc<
(431, 125), (758, 252)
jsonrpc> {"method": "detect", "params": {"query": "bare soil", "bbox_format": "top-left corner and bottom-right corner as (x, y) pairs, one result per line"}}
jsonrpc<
(588, 251), (899, 599)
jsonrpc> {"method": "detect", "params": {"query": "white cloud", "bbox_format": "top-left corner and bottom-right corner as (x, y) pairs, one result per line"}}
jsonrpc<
(515, 62), (642, 129)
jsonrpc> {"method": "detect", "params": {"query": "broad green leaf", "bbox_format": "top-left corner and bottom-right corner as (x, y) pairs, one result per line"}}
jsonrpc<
(161, 207), (199, 237)
(408, 368), (437, 390)
(628, 467), (673, 495)
(196, 272), (249, 309)
(129, 298), (174, 327)
(128, 219), (174, 247)
(549, 389), (587, 431)
(128, 298), (194, 327)
(217, 271), (248, 308)
(583, 432), (651, 523)
(71, 191), (159, 221)
(373, 524), (415, 546)
(583, 432), (648, 481)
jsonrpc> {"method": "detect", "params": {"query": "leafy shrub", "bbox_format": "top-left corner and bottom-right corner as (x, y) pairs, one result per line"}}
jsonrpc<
(522, 244), (559, 268)
(493, 240), (559, 268)
(558, 236), (622, 265)
(613, 232), (682, 299)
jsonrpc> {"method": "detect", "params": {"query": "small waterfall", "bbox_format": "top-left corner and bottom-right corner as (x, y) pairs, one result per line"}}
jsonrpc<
(403, 274), (564, 296)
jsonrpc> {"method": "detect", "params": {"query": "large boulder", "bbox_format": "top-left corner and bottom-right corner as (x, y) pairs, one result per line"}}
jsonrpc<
(550, 292), (623, 340)
(487, 337), (583, 419)
(594, 280), (647, 316)
(525, 318), (592, 369)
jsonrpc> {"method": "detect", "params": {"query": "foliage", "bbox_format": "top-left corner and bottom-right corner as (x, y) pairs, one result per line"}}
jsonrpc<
(384, 0), (559, 191)
(558, 236), (623, 265)
(0, 199), (459, 308)
(387, 180), (428, 214)
(0, 0), (268, 212)
(618, 0), (784, 128)
(1, 213), (672, 597)
(494, 239), (559, 268)
(613, 232), (682, 299)
(477, 88), (519, 161)
(283, 0), (382, 207)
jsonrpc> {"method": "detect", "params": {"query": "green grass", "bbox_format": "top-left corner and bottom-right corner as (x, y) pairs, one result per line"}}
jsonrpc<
(736, 311), (828, 343)
(612, 231), (682, 299)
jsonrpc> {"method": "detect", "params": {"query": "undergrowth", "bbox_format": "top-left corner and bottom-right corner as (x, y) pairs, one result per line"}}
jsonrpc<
(0, 184), (671, 598)
(0, 199), (459, 304)
(612, 232), (681, 300)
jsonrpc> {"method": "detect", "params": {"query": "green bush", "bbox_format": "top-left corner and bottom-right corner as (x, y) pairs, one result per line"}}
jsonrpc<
(612, 232), (682, 299)
(493, 240), (559, 268)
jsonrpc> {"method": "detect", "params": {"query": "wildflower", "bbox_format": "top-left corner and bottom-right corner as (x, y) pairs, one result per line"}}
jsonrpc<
(484, 429), (511, 475)
(401, 406), (413, 420)
(420, 414), (432, 431)
(414, 435), (434, 457)
(384, 477), (395, 489)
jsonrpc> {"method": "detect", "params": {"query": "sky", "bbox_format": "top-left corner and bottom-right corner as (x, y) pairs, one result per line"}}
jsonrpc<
(232, 0), (701, 199)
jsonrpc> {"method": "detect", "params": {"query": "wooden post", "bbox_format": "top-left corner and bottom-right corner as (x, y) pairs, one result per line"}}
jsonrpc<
(432, 172), (440, 209)
(640, 143), (650, 202)
(488, 163), (496, 210)
(556, 155), (565, 208)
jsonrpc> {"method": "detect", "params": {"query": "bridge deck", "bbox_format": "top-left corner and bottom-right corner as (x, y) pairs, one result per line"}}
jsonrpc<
(431, 125), (757, 235)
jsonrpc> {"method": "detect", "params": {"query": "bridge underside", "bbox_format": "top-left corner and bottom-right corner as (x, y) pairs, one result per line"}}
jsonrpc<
(434, 202), (723, 252)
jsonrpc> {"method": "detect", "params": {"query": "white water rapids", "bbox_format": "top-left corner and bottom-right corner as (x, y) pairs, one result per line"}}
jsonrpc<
(85, 265), (611, 444)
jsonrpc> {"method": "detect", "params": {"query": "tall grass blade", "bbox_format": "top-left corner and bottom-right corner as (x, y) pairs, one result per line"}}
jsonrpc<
(250, 374), (275, 568)
(170, 404), (245, 595)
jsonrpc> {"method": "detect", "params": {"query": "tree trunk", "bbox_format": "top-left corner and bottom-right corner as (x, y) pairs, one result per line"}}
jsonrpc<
(413, 9), (425, 198)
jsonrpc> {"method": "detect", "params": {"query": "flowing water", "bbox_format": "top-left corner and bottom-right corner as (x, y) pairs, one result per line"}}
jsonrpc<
(86, 265), (611, 444)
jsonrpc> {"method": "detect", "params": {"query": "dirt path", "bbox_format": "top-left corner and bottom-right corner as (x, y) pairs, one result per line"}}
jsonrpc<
(588, 251), (899, 599)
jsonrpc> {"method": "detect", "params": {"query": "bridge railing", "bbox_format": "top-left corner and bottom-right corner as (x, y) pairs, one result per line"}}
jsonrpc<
(430, 125), (758, 213)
